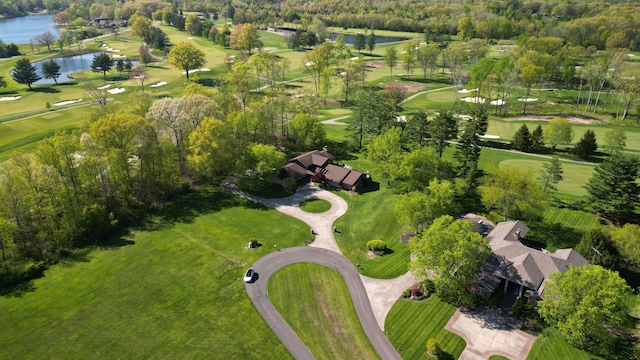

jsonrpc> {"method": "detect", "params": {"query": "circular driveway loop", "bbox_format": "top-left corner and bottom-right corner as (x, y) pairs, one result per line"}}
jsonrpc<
(245, 246), (401, 360)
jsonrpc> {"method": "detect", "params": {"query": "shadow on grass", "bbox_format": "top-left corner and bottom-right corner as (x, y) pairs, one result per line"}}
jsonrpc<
(29, 87), (60, 93)
(526, 221), (584, 249)
(357, 180), (380, 194)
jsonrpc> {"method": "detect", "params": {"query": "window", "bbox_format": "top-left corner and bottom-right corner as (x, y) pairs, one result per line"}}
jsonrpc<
(476, 287), (484, 295)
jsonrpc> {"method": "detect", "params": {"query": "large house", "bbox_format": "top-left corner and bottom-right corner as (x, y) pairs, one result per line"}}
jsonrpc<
(279, 147), (369, 190)
(470, 220), (588, 305)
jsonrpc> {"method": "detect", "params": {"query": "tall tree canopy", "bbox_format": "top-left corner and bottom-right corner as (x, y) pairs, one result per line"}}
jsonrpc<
(168, 41), (206, 79)
(409, 215), (491, 305)
(429, 110), (458, 157)
(41, 59), (61, 84)
(585, 154), (639, 221)
(538, 265), (631, 351)
(11, 58), (41, 89)
(544, 117), (573, 152)
(481, 165), (547, 220)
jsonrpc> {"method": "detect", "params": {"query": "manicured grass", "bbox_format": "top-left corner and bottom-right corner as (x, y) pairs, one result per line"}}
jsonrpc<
(0, 186), (311, 359)
(385, 296), (466, 360)
(299, 198), (332, 213)
(268, 263), (379, 360)
(489, 356), (511, 360)
(333, 157), (410, 279)
(527, 328), (601, 360)
(498, 159), (594, 198)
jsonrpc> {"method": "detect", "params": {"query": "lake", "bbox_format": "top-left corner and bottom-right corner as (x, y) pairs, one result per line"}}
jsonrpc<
(33, 53), (136, 85)
(0, 15), (59, 44)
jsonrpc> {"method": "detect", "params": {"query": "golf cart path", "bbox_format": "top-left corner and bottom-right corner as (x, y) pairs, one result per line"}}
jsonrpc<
(245, 246), (402, 360)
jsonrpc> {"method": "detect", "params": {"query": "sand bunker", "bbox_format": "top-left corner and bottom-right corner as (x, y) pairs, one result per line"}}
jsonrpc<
(181, 68), (211, 75)
(628, 54), (636, 57)
(518, 97), (538, 102)
(199, 68), (210, 72)
(490, 99), (505, 105)
(480, 134), (500, 139)
(305, 61), (315, 67)
(457, 88), (478, 94)
(97, 84), (111, 90)
(455, 114), (472, 121)
(461, 96), (485, 104)
(0, 96), (22, 101)
(349, 57), (359, 61)
(54, 99), (82, 106)
(150, 81), (167, 87)
(112, 54), (126, 58)
(107, 88), (125, 94)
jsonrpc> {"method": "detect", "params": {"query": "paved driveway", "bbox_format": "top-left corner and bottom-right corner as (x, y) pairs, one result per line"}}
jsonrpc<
(445, 307), (536, 360)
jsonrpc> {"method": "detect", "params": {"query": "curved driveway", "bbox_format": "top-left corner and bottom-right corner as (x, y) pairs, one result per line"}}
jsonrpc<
(245, 246), (402, 360)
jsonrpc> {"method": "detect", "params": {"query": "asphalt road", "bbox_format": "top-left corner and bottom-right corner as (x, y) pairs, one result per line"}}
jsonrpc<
(245, 246), (402, 360)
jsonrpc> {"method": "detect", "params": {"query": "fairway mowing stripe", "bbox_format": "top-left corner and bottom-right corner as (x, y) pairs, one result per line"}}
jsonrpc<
(168, 228), (233, 260)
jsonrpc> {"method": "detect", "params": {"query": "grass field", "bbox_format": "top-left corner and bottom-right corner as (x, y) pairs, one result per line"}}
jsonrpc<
(268, 263), (379, 360)
(299, 198), (332, 213)
(385, 296), (466, 360)
(527, 328), (601, 360)
(0, 186), (311, 359)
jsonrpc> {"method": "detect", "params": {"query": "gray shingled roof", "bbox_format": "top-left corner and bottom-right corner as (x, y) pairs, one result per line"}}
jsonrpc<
(484, 220), (588, 292)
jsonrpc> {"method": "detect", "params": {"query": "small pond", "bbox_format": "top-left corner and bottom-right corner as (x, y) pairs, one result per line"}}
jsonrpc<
(33, 53), (137, 85)
(328, 33), (409, 45)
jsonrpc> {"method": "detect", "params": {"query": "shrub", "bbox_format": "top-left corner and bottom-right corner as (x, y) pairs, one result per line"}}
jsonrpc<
(402, 288), (411, 298)
(411, 287), (421, 298)
(510, 296), (532, 319)
(426, 338), (441, 357)
(366, 240), (387, 255)
(423, 279), (435, 295)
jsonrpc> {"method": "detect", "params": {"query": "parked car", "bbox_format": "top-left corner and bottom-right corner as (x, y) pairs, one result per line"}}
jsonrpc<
(244, 268), (255, 283)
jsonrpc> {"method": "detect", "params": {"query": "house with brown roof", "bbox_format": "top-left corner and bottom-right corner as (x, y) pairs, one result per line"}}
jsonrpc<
(470, 221), (588, 304)
(278, 147), (369, 190)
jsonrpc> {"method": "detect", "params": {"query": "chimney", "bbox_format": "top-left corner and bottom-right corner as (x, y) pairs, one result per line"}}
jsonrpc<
(322, 145), (328, 153)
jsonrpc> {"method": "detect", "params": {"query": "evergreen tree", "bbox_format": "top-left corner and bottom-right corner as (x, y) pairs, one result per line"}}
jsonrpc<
(511, 124), (532, 151)
(429, 110), (457, 157)
(585, 154), (640, 220)
(41, 59), (61, 84)
(539, 157), (563, 193)
(405, 110), (429, 147)
(91, 53), (114, 81)
(531, 124), (544, 151)
(116, 60), (125, 74)
(354, 33), (365, 53)
(10, 57), (41, 89)
(454, 107), (487, 178)
(366, 31), (376, 54)
(573, 129), (598, 160)
(575, 229), (619, 269)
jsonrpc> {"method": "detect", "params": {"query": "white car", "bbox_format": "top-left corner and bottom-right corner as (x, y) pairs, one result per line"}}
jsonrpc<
(244, 268), (255, 283)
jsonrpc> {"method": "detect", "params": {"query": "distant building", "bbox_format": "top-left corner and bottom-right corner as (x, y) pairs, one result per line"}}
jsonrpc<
(279, 147), (369, 191)
(470, 220), (588, 305)
(93, 18), (127, 29)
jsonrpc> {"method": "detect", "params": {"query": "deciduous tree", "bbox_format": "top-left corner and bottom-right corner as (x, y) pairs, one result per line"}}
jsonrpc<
(481, 165), (547, 220)
(610, 224), (640, 266)
(603, 127), (626, 157)
(367, 126), (403, 181)
(384, 47), (398, 79)
(538, 265), (631, 350)
(36, 31), (56, 51)
(390, 147), (449, 193)
(409, 215), (491, 305)
(169, 41), (206, 79)
(544, 117), (573, 152)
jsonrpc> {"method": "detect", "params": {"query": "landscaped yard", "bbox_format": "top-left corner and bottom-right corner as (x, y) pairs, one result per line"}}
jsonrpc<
(385, 296), (466, 360)
(0, 186), (310, 359)
(299, 198), (332, 213)
(527, 328), (601, 360)
(268, 263), (379, 360)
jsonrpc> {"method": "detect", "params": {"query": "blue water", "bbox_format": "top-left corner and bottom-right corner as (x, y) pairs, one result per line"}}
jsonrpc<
(328, 33), (409, 45)
(33, 53), (137, 85)
(0, 15), (59, 44)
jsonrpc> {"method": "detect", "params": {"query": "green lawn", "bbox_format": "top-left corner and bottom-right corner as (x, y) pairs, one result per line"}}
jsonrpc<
(0, 186), (311, 359)
(385, 296), (466, 360)
(489, 356), (511, 360)
(268, 263), (379, 360)
(333, 157), (410, 279)
(527, 328), (601, 360)
(299, 198), (332, 213)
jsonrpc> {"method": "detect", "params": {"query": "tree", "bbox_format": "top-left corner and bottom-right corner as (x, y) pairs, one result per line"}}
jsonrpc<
(11, 58), (41, 89)
(538, 265), (631, 350)
(41, 59), (61, 84)
(230, 23), (262, 55)
(575, 229), (619, 269)
(244, 144), (286, 185)
(353, 33), (365, 53)
(539, 157), (563, 193)
(530, 125), (544, 151)
(429, 111), (457, 157)
(366, 31), (376, 54)
(384, 47), (398, 79)
(0, 75), (6, 88)
(520, 64), (543, 114)
(481, 165), (547, 220)
(289, 113), (326, 149)
(348, 87), (393, 150)
(405, 110), (429, 147)
(131, 16), (153, 40)
(116, 59), (125, 74)
(169, 41), (206, 80)
(585, 154), (640, 220)
(36, 31), (57, 51)
(573, 129), (597, 160)
(610, 224), (640, 266)
(188, 117), (239, 180)
(396, 179), (457, 232)
(91, 53), (113, 81)
(603, 127), (626, 157)
(390, 147), (449, 193)
(454, 107), (487, 178)
(367, 127), (403, 181)
(335, 33), (347, 58)
(458, 16), (474, 41)
(511, 124), (532, 152)
(544, 117), (573, 152)
(139, 44), (153, 66)
(402, 40), (418, 79)
(409, 215), (491, 305)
